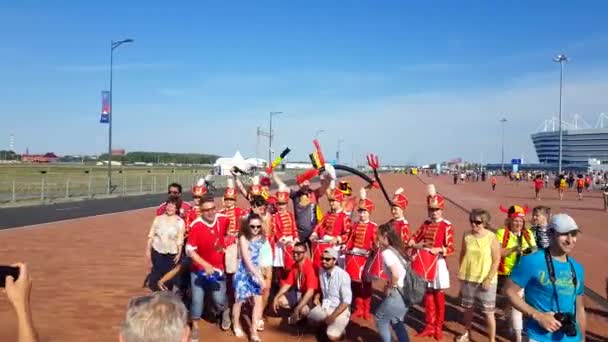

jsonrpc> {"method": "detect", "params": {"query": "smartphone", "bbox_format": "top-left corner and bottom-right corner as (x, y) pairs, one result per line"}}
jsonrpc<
(0, 266), (20, 287)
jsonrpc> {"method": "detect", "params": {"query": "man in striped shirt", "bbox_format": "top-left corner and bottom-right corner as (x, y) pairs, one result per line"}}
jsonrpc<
(532, 206), (551, 249)
(307, 248), (352, 341)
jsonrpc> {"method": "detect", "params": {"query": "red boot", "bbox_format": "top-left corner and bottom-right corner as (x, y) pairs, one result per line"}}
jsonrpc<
(434, 291), (446, 340)
(362, 296), (372, 320)
(416, 292), (436, 337)
(351, 297), (364, 319)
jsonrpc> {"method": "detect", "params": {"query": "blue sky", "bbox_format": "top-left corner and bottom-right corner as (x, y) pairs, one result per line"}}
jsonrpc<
(2, 1), (608, 165)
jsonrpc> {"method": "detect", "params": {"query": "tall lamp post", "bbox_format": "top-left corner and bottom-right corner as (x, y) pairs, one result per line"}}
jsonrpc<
(500, 118), (507, 171)
(108, 38), (134, 193)
(268, 111), (283, 164)
(336, 138), (344, 163)
(314, 129), (325, 139)
(554, 53), (568, 174)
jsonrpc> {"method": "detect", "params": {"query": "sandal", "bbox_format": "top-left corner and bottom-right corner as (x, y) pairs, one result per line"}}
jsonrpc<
(233, 326), (245, 338)
(250, 334), (261, 342)
(256, 319), (265, 331)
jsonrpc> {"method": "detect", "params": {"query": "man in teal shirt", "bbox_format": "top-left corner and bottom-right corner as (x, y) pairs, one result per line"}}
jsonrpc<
(505, 213), (586, 342)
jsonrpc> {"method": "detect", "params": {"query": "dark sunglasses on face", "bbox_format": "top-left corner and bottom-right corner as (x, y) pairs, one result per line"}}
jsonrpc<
(249, 225), (262, 229)
(322, 257), (335, 262)
(470, 220), (484, 225)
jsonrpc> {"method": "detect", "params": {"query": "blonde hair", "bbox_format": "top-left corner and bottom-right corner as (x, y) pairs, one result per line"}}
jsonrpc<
(120, 292), (188, 342)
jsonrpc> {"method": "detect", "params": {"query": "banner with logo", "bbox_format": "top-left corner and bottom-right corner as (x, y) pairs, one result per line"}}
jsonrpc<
(100, 91), (110, 123)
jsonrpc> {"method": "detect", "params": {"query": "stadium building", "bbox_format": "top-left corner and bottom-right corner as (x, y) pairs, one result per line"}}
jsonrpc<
(531, 113), (608, 170)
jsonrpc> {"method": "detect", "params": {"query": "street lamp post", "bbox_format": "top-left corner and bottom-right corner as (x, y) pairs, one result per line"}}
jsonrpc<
(108, 38), (134, 194)
(500, 118), (507, 171)
(336, 139), (344, 163)
(554, 53), (568, 174)
(268, 112), (283, 164)
(314, 129), (325, 139)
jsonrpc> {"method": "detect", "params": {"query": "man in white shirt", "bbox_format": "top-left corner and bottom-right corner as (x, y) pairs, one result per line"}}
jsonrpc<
(307, 248), (352, 341)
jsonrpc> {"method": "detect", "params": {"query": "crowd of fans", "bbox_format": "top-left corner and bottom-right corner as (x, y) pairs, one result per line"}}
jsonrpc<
(3, 169), (596, 342)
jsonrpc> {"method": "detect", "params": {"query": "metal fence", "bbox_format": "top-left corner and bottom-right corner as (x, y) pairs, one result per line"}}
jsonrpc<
(0, 170), (307, 205)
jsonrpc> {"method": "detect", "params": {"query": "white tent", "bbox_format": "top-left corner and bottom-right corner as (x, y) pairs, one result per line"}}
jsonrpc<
(213, 151), (265, 175)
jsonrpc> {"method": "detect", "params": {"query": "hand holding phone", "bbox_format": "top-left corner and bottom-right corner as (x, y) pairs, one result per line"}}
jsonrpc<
(0, 265), (20, 288)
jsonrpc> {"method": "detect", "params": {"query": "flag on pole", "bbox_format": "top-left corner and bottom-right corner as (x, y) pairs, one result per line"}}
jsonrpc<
(100, 91), (110, 123)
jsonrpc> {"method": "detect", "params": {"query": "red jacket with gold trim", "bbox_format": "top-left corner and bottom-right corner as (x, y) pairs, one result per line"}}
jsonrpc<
(311, 210), (352, 244)
(390, 217), (410, 244)
(411, 218), (455, 256)
(219, 207), (247, 245)
(346, 220), (378, 253)
(272, 211), (299, 245)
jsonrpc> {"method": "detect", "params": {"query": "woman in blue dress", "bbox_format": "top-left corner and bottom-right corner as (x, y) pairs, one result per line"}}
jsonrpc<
(233, 213), (267, 341)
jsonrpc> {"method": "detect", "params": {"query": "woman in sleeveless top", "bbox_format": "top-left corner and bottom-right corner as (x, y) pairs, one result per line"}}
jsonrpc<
(456, 209), (500, 342)
(374, 223), (409, 342)
(232, 214), (267, 341)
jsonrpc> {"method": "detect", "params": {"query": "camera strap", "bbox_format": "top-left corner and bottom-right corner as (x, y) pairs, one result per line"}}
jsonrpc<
(543, 249), (577, 315)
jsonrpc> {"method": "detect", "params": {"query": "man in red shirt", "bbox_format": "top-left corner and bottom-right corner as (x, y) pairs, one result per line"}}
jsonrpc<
(186, 196), (231, 336)
(533, 175), (544, 200)
(272, 242), (319, 324)
(157, 182), (192, 219)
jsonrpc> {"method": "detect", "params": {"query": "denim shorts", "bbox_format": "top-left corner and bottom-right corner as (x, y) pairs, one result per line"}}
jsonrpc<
(460, 280), (497, 313)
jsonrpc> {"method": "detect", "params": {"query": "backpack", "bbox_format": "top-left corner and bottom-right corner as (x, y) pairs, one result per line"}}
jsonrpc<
(388, 247), (427, 305)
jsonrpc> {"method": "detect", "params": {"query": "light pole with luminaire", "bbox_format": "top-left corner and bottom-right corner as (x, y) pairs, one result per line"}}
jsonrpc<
(268, 111), (283, 164)
(554, 53), (568, 174)
(336, 138), (344, 163)
(500, 118), (507, 171)
(108, 38), (134, 194)
(314, 129), (325, 139)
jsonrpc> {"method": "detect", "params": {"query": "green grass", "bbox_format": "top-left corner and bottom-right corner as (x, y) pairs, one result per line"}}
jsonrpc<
(0, 164), (214, 203)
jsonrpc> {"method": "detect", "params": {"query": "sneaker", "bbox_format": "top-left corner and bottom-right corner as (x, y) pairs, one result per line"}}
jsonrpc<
(455, 332), (470, 342)
(220, 309), (232, 331)
(190, 325), (199, 342)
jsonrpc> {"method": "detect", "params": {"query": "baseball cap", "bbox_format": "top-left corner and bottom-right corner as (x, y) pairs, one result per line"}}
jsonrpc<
(323, 248), (338, 260)
(548, 213), (580, 234)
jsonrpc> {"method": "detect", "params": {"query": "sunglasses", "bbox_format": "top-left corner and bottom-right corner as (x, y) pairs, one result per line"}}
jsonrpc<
(249, 225), (262, 229)
(470, 220), (484, 225)
(293, 250), (306, 255)
(322, 257), (335, 262)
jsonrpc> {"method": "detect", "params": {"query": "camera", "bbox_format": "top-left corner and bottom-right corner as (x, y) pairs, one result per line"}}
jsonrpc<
(554, 312), (577, 337)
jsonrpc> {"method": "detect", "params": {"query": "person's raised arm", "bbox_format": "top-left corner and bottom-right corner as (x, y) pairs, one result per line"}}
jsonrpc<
(4, 263), (39, 342)
(230, 169), (249, 198)
(272, 172), (290, 194)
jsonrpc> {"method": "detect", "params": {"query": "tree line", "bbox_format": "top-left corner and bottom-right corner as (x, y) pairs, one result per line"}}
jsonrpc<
(98, 151), (219, 165)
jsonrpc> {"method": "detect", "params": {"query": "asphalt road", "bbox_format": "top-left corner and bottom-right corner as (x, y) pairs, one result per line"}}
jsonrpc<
(0, 179), (303, 230)
(0, 191), (173, 230)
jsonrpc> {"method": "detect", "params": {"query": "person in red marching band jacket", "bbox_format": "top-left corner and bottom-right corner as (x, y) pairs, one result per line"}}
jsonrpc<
(219, 178), (248, 309)
(388, 188), (410, 244)
(157, 182), (193, 219)
(310, 187), (352, 269)
(233, 173), (278, 215)
(345, 188), (378, 320)
(271, 184), (299, 276)
(408, 184), (455, 340)
(183, 182), (207, 235)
